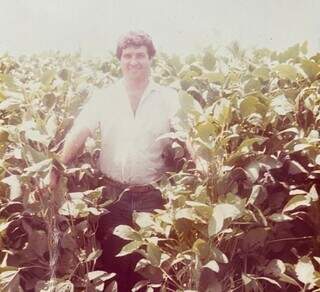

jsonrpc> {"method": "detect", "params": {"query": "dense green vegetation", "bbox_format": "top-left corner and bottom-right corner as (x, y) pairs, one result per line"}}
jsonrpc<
(0, 42), (320, 291)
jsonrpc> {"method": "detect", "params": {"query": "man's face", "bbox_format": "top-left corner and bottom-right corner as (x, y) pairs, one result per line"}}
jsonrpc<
(120, 46), (152, 81)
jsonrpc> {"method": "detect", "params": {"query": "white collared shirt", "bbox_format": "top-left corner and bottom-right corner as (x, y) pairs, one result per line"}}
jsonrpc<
(73, 79), (179, 185)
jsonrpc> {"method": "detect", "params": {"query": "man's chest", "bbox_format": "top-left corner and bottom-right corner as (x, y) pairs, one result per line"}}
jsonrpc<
(100, 95), (170, 141)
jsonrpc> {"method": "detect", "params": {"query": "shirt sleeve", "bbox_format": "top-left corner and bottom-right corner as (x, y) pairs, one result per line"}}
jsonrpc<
(72, 88), (103, 134)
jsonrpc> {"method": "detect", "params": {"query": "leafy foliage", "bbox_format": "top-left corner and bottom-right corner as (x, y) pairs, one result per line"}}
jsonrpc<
(1, 42), (320, 291)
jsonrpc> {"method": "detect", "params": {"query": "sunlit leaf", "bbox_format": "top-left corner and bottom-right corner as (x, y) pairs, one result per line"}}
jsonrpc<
(113, 225), (142, 241)
(283, 195), (311, 213)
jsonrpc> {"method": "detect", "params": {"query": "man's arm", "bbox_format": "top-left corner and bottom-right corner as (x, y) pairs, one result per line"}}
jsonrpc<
(49, 125), (91, 189)
(60, 126), (91, 164)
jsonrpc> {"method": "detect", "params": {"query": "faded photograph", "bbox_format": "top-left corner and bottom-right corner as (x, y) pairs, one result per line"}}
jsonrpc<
(1, 1), (320, 291)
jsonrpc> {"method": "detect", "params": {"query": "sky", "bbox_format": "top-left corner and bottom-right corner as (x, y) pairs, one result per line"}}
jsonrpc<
(0, 0), (319, 57)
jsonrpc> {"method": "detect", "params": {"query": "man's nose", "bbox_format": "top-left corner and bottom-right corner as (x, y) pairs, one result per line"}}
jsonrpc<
(129, 58), (138, 66)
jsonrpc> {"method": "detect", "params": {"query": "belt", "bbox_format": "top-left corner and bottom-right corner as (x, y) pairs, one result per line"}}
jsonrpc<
(102, 175), (158, 193)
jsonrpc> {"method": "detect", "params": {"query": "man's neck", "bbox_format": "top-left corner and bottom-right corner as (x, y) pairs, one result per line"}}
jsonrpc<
(124, 76), (149, 93)
(124, 77), (150, 115)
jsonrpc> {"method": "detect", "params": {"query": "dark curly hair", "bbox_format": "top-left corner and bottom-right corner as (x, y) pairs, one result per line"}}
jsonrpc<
(116, 31), (156, 59)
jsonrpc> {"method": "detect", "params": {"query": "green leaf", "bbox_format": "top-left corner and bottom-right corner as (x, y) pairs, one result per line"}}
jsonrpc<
(0, 95), (23, 111)
(268, 213), (293, 222)
(192, 239), (210, 259)
(274, 64), (298, 81)
(295, 256), (316, 286)
(41, 70), (55, 86)
(0, 266), (19, 290)
(240, 95), (266, 118)
(287, 160), (308, 175)
(307, 184), (318, 201)
(113, 225), (142, 241)
(200, 72), (224, 84)
(264, 259), (286, 276)
(202, 51), (216, 70)
(203, 260), (219, 272)
(133, 212), (154, 228)
(270, 95), (294, 115)
(178, 91), (202, 112)
(283, 195), (311, 213)
(212, 247), (229, 264)
(278, 44), (300, 62)
(86, 270), (115, 282)
(117, 241), (143, 257)
(247, 185), (267, 206)
(301, 41), (308, 55)
(212, 98), (232, 125)
(244, 78), (261, 93)
(147, 243), (162, 267)
(300, 59), (320, 81)
(252, 67), (270, 81)
(175, 208), (198, 221)
(208, 203), (241, 236)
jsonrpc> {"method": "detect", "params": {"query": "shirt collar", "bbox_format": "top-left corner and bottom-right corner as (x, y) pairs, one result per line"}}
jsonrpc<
(119, 78), (161, 104)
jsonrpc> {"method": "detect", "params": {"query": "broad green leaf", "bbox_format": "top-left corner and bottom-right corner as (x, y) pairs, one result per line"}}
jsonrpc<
(202, 51), (216, 70)
(196, 121), (219, 142)
(41, 69), (55, 86)
(278, 44), (300, 62)
(113, 225), (142, 241)
(264, 259), (286, 276)
(307, 184), (318, 201)
(240, 95), (266, 118)
(178, 91), (202, 112)
(212, 247), (228, 264)
(192, 239), (210, 259)
(300, 59), (320, 80)
(147, 243), (161, 267)
(268, 213), (293, 222)
(247, 185), (267, 206)
(1, 175), (21, 200)
(0, 96), (23, 111)
(244, 78), (261, 93)
(212, 98), (232, 125)
(208, 214), (223, 237)
(274, 64), (298, 81)
(24, 158), (52, 174)
(0, 266), (19, 290)
(300, 41), (308, 55)
(185, 201), (212, 219)
(85, 249), (102, 263)
(86, 270), (115, 282)
(117, 241), (143, 257)
(283, 195), (311, 213)
(203, 260), (219, 272)
(208, 203), (241, 236)
(252, 67), (270, 81)
(45, 115), (58, 137)
(0, 221), (11, 233)
(133, 212), (154, 228)
(175, 208), (198, 221)
(200, 72), (224, 84)
(295, 257), (316, 286)
(270, 95), (294, 115)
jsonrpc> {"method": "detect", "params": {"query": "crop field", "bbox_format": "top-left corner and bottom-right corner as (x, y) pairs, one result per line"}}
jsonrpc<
(0, 43), (320, 291)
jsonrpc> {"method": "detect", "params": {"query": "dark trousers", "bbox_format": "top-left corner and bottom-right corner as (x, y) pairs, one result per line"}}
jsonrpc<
(96, 181), (164, 291)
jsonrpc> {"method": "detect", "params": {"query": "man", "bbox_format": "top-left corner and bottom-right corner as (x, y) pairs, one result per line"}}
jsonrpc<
(50, 31), (181, 291)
